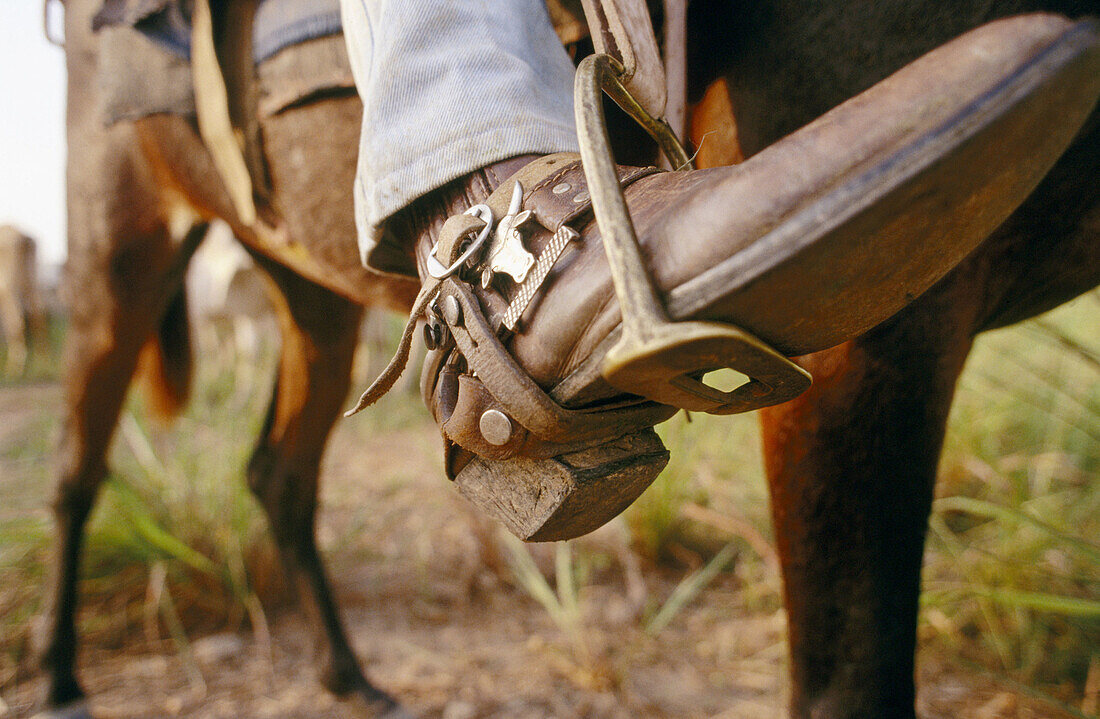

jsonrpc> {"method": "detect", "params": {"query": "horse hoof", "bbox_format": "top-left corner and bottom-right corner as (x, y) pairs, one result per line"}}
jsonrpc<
(350, 692), (416, 719)
(31, 700), (94, 719)
(377, 705), (417, 719)
(324, 670), (413, 719)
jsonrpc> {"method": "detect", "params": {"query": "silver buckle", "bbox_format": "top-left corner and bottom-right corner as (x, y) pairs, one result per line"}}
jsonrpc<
(480, 183), (536, 289)
(426, 204), (494, 279)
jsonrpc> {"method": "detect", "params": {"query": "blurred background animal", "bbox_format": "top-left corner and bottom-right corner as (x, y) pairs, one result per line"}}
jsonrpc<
(0, 225), (48, 377)
(185, 222), (276, 398)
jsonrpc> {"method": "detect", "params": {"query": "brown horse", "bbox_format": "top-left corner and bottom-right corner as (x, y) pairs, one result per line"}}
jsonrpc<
(44, 1), (417, 715)
(701, 3), (1099, 717)
(40, 1), (1098, 718)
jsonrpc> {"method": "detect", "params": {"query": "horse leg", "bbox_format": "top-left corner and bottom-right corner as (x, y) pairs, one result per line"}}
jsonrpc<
(40, 220), (205, 711)
(759, 281), (980, 719)
(759, 99), (1097, 717)
(243, 256), (402, 714)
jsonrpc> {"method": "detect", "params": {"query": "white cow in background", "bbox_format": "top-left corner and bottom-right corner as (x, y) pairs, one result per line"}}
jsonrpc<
(188, 222), (410, 398)
(0, 225), (47, 376)
(187, 222), (277, 397)
(188, 223), (274, 354)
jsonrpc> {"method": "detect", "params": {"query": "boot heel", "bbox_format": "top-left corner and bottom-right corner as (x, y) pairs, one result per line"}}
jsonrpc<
(454, 428), (668, 542)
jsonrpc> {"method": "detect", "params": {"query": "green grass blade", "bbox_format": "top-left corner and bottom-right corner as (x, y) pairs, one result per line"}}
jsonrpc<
(934, 495), (1100, 565)
(555, 542), (579, 628)
(970, 587), (1100, 618)
(107, 478), (220, 577)
(646, 541), (737, 636)
(1029, 320), (1100, 372)
(501, 533), (567, 629)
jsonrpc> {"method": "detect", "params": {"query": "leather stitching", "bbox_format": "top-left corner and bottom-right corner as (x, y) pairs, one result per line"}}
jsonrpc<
(529, 161), (584, 195)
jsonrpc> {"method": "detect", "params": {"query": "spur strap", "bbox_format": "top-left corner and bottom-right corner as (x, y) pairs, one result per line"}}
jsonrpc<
(347, 154), (666, 464)
(430, 280), (676, 473)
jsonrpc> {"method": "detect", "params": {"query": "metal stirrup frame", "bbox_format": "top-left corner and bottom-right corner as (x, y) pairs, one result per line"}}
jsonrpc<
(574, 54), (812, 414)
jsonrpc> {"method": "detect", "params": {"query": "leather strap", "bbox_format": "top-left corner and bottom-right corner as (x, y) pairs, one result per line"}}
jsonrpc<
(349, 153), (671, 469)
(192, 0), (258, 226)
(525, 158), (658, 230)
(433, 280), (675, 443)
(425, 159), (672, 470)
(475, 153), (658, 232)
(579, 0), (667, 117)
(430, 283), (676, 477)
(192, 0), (278, 235)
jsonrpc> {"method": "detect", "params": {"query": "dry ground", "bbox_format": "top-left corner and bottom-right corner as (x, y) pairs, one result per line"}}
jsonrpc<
(0, 379), (1086, 719)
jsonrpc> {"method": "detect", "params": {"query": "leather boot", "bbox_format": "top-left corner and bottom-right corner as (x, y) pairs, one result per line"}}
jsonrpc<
(352, 15), (1100, 541)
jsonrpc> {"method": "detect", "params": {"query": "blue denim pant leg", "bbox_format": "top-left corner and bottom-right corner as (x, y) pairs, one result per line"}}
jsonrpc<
(340, 0), (581, 272)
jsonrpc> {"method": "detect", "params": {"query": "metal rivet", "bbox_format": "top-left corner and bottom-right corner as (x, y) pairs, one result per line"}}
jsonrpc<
(441, 295), (462, 326)
(479, 409), (513, 446)
(552, 182), (572, 195)
(423, 321), (445, 351)
(572, 190), (589, 204)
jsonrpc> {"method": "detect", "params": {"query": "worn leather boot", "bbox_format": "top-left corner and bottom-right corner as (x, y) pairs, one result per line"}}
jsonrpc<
(352, 15), (1100, 541)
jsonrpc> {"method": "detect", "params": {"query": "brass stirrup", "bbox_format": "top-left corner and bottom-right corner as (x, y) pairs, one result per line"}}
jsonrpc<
(574, 54), (812, 414)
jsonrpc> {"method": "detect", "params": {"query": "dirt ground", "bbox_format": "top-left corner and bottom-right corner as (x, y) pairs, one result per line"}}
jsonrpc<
(0, 382), (1084, 719)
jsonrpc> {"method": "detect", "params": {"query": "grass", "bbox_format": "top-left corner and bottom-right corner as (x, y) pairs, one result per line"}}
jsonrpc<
(0, 326), (281, 695)
(0, 517), (50, 689)
(97, 351), (274, 671)
(1, 292), (1096, 713)
(644, 540), (739, 635)
(687, 293), (1097, 711)
(0, 311), (437, 698)
(499, 536), (602, 682)
(924, 291), (1099, 712)
(590, 292), (1097, 712)
(627, 405), (771, 565)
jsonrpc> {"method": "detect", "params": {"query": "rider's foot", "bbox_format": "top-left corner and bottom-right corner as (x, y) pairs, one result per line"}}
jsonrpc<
(355, 14), (1100, 541)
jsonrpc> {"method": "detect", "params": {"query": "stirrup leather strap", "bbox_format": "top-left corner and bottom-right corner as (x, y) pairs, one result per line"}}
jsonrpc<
(345, 155), (671, 456)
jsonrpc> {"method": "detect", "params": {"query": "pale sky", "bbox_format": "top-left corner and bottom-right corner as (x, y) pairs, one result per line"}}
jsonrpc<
(0, 2), (67, 268)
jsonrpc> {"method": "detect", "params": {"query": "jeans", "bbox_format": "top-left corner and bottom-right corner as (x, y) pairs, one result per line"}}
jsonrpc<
(339, 0), (580, 271)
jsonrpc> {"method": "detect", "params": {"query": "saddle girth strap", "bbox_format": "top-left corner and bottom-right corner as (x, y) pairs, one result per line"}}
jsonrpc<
(191, 0), (272, 228)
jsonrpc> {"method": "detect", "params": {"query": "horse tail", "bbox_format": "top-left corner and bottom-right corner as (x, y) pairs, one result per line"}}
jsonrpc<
(136, 284), (193, 422)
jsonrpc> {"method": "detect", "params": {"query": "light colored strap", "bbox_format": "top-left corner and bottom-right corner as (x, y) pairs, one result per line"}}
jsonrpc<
(579, 0), (666, 117)
(191, 0), (257, 226)
(662, 0), (688, 143)
(343, 278), (440, 416)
